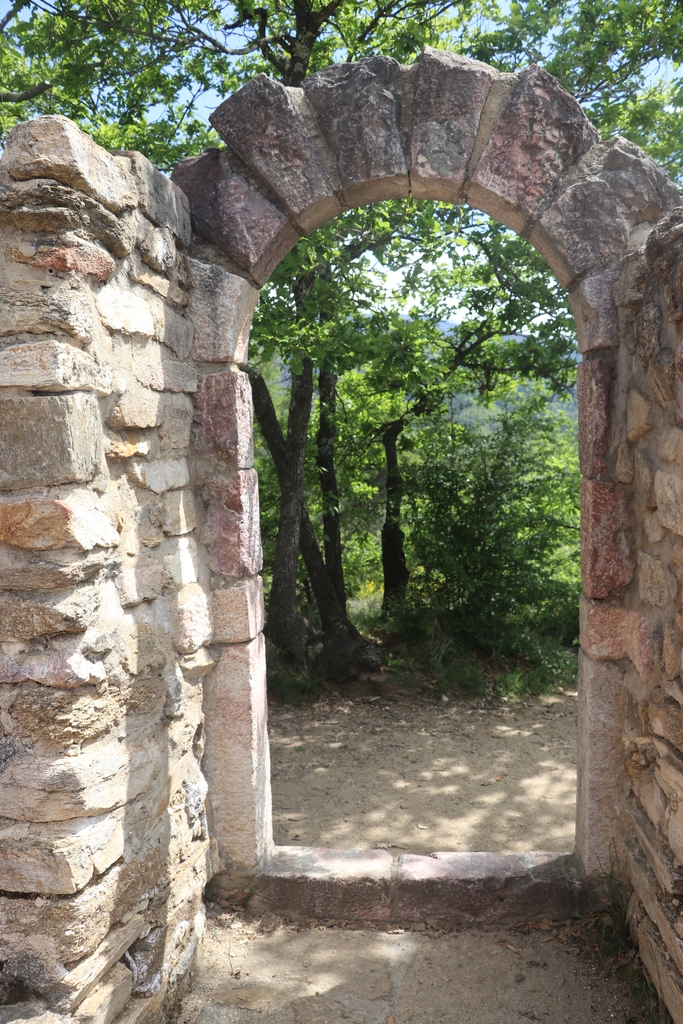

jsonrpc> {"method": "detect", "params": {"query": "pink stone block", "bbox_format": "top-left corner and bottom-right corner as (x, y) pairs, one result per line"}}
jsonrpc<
(204, 470), (262, 578)
(193, 371), (253, 468)
(213, 576), (264, 644)
(580, 479), (635, 599)
(577, 358), (611, 478)
(580, 597), (653, 681)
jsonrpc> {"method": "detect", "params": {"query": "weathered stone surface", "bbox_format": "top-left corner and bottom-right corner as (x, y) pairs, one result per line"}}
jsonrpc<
(159, 394), (193, 452)
(180, 647), (214, 679)
(637, 915), (683, 1024)
(73, 963), (132, 1024)
(649, 691), (683, 758)
(0, 498), (118, 550)
(660, 428), (683, 464)
(162, 307), (195, 359)
(569, 269), (620, 353)
(303, 56), (410, 205)
(176, 582), (212, 654)
(7, 237), (115, 281)
(213, 576), (264, 645)
(107, 378), (162, 429)
(0, 813), (122, 894)
(52, 915), (146, 1010)
(0, 283), (102, 345)
(410, 48), (495, 202)
(210, 75), (341, 233)
(204, 471), (262, 578)
(627, 389), (652, 442)
(531, 138), (681, 287)
(0, 340), (112, 394)
(22, 651), (106, 687)
(121, 149), (191, 245)
(162, 536), (198, 587)
(580, 479), (635, 599)
(645, 206), (683, 324)
(116, 556), (163, 607)
(171, 148), (299, 285)
(577, 358), (611, 477)
(203, 634), (272, 871)
(635, 449), (657, 510)
(162, 489), (196, 536)
(579, 598), (653, 680)
(0, 583), (99, 640)
(134, 357), (197, 394)
(0, 546), (110, 592)
(135, 224), (175, 275)
(626, 796), (683, 894)
(193, 371), (253, 467)
(188, 259), (258, 364)
(616, 441), (634, 483)
(655, 471), (683, 535)
(126, 456), (189, 494)
(625, 835), (683, 977)
(639, 550), (674, 608)
(96, 282), (157, 339)
(1, 115), (137, 213)
(469, 64), (598, 233)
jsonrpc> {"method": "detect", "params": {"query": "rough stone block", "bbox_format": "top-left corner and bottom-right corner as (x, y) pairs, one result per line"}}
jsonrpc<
(202, 635), (272, 871)
(649, 690), (683, 757)
(96, 283), (157, 339)
(210, 74), (341, 234)
(625, 835), (683, 977)
(625, 796), (683, 894)
(0, 283), (102, 347)
(162, 489), (196, 536)
(204, 471), (262, 578)
(569, 269), (621, 353)
(194, 371), (253, 467)
(0, 393), (102, 491)
(180, 647), (214, 679)
(645, 206), (683, 324)
(410, 47), (495, 202)
(22, 651), (106, 687)
(212, 576), (264, 644)
(0, 547), (110, 592)
(171, 148), (299, 285)
(639, 550), (674, 607)
(126, 457), (189, 494)
(469, 64), (598, 233)
(577, 358), (611, 478)
(116, 556), (163, 607)
(162, 536), (198, 586)
(579, 597), (653, 680)
(0, 813), (123, 895)
(188, 259), (258, 364)
(162, 307), (195, 358)
(303, 56), (410, 205)
(657, 471), (683, 535)
(0, 498), (118, 550)
(627, 389), (652, 442)
(159, 394), (193, 452)
(660, 428), (683, 464)
(0, 340), (112, 394)
(121, 149), (191, 245)
(1, 115), (137, 213)
(176, 582), (212, 654)
(136, 224), (176, 274)
(8, 237), (115, 280)
(73, 963), (132, 1024)
(108, 378), (162, 429)
(580, 479), (635, 599)
(134, 357), (197, 394)
(575, 652), (624, 876)
(0, 582), (100, 640)
(53, 915), (146, 1010)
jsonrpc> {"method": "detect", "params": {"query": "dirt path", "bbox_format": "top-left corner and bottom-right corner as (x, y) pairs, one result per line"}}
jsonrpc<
(268, 690), (577, 855)
(177, 912), (643, 1024)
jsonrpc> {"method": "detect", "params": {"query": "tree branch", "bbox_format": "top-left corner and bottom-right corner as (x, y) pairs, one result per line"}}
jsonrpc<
(0, 81), (52, 102)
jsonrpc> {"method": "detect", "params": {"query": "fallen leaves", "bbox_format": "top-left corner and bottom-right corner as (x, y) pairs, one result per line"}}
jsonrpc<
(499, 940), (521, 953)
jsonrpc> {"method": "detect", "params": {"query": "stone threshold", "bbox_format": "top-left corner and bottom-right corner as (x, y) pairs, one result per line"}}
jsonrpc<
(243, 846), (595, 926)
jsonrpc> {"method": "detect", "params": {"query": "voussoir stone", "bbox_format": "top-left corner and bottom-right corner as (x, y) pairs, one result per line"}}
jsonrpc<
(580, 479), (635, 599)
(171, 147), (299, 285)
(1, 115), (137, 213)
(188, 258), (258, 364)
(302, 55), (411, 206)
(577, 358), (611, 478)
(203, 470), (262, 578)
(0, 393), (102, 490)
(193, 371), (253, 468)
(210, 74), (341, 234)
(468, 64), (598, 234)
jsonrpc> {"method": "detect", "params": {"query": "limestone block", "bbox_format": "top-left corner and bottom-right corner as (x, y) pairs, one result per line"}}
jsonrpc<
(0, 498), (118, 550)
(0, 340), (112, 394)
(576, 358), (611, 478)
(162, 306), (194, 358)
(213, 577), (264, 644)
(108, 378), (162, 429)
(0, 393), (102, 491)
(649, 690), (683, 756)
(635, 302), (663, 367)
(7, 237), (115, 281)
(0, 582), (99, 640)
(656, 471), (683, 535)
(580, 479), (635, 599)
(176, 582), (212, 654)
(162, 537), (198, 586)
(171, 148), (300, 285)
(96, 283), (157, 339)
(162, 489), (196, 536)
(116, 556), (163, 607)
(1, 115), (137, 213)
(660, 428), (683, 464)
(410, 48), (495, 203)
(126, 457), (189, 494)
(645, 206), (683, 324)
(627, 390), (652, 442)
(180, 647), (214, 679)
(121, 149), (191, 245)
(624, 836), (683, 978)
(53, 915), (146, 1010)
(0, 283), (102, 346)
(0, 812), (123, 895)
(136, 224), (176, 274)
(159, 394), (193, 452)
(204, 471), (262, 578)
(579, 597), (653, 680)
(569, 269), (621, 353)
(210, 74), (341, 234)
(469, 64), (598, 233)
(22, 651), (106, 687)
(187, 259), (258, 364)
(193, 371), (253, 467)
(639, 551), (674, 608)
(134, 357), (197, 394)
(575, 652), (624, 877)
(0, 653), (27, 681)
(303, 56), (410, 206)
(203, 634), (272, 870)
(637, 916), (683, 1024)
(635, 450), (657, 511)
(616, 442), (634, 484)
(530, 138), (681, 288)
(73, 963), (132, 1024)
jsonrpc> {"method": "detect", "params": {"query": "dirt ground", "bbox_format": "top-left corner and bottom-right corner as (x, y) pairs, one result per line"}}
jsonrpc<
(176, 911), (646, 1024)
(268, 689), (578, 855)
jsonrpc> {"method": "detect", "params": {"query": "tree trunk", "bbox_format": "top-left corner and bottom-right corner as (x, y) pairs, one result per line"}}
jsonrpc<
(263, 356), (314, 657)
(381, 418), (410, 610)
(316, 368), (346, 610)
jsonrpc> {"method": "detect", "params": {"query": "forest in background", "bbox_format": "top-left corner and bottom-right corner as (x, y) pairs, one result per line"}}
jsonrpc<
(1, 0), (683, 696)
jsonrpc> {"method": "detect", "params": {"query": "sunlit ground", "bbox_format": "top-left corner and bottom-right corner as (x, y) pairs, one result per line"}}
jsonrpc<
(268, 693), (577, 854)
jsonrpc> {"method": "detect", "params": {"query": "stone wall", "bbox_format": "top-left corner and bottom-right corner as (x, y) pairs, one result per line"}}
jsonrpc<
(0, 115), (264, 1024)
